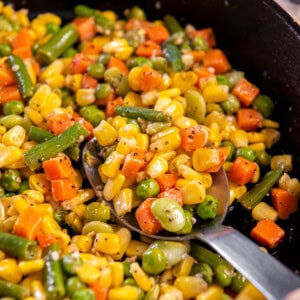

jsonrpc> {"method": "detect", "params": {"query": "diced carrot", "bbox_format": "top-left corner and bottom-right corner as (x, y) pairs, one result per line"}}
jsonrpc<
(271, 188), (298, 220)
(125, 18), (152, 31)
(227, 156), (257, 185)
(122, 148), (149, 179)
(0, 62), (16, 87)
(72, 113), (94, 137)
(203, 49), (231, 74)
(42, 153), (77, 181)
(185, 50), (205, 63)
(107, 56), (129, 75)
(11, 28), (34, 51)
(12, 46), (32, 59)
(136, 40), (162, 58)
(0, 85), (22, 104)
(81, 40), (102, 55)
(46, 112), (74, 135)
(89, 281), (109, 300)
(135, 197), (163, 235)
(36, 230), (56, 249)
(105, 96), (123, 118)
(81, 73), (98, 89)
(158, 188), (184, 206)
(156, 173), (178, 192)
(146, 25), (170, 44)
(30, 59), (41, 76)
(179, 125), (207, 152)
(232, 78), (260, 107)
(250, 219), (285, 248)
(205, 146), (230, 173)
(194, 28), (217, 48)
(51, 177), (79, 202)
(13, 206), (42, 240)
(71, 53), (94, 74)
(194, 66), (215, 81)
(236, 108), (262, 131)
(138, 65), (162, 92)
(72, 17), (97, 42)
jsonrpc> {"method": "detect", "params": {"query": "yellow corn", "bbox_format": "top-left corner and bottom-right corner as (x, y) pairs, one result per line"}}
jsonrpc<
(169, 153), (192, 175)
(154, 96), (172, 113)
(195, 284), (223, 300)
(29, 84), (51, 111)
(0, 144), (23, 167)
(94, 232), (121, 255)
(18, 259), (44, 276)
(110, 262), (124, 288)
(206, 103), (223, 113)
(200, 172), (213, 189)
(76, 263), (103, 284)
(178, 165), (203, 181)
(108, 285), (140, 300)
(171, 71), (198, 94)
(0, 258), (22, 283)
(157, 73), (172, 91)
(252, 202), (278, 221)
(208, 122), (223, 147)
(71, 235), (93, 252)
(247, 132), (266, 143)
(251, 163), (260, 184)
(130, 262), (154, 291)
(262, 119), (280, 128)
(140, 90), (158, 106)
(135, 133), (149, 151)
(164, 100), (185, 121)
(34, 203), (54, 216)
(71, 203), (86, 218)
(261, 128), (280, 148)
(203, 84), (229, 102)
(172, 255), (194, 277)
(235, 283), (266, 300)
(80, 253), (108, 268)
(204, 110), (227, 129)
(160, 269), (174, 284)
(12, 195), (30, 213)
(279, 173), (300, 197)
(229, 182), (247, 205)
(159, 87), (181, 98)
(24, 106), (43, 125)
(123, 91), (143, 107)
(22, 189), (45, 204)
(113, 188), (133, 217)
(28, 174), (51, 194)
(20, 270), (43, 289)
(110, 116), (127, 132)
(248, 142), (266, 152)
(76, 88), (96, 106)
(153, 150), (177, 162)
(159, 283), (183, 300)
(192, 148), (220, 172)
(173, 115), (198, 129)
(149, 130), (181, 153)
(0, 125), (7, 135)
(175, 178), (190, 189)
(61, 188), (95, 210)
(31, 280), (46, 300)
(199, 75), (217, 91)
(230, 129), (249, 148)
(270, 155), (293, 172)
(65, 211), (83, 233)
(116, 136), (136, 155)
(64, 74), (83, 91)
(174, 276), (208, 299)
(146, 156), (169, 178)
(0, 250), (6, 260)
(111, 227), (131, 260)
(180, 180), (206, 205)
(1, 125), (26, 147)
(101, 151), (124, 178)
(103, 173), (126, 201)
(94, 120), (118, 147)
(126, 240), (148, 258)
(41, 214), (61, 233)
(118, 123), (140, 138)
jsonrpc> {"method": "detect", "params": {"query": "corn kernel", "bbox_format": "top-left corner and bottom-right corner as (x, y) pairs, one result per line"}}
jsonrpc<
(108, 285), (139, 300)
(61, 188), (95, 210)
(0, 258), (22, 283)
(247, 132), (266, 143)
(164, 100), (185, 121)
(192, 148), (220, 172)
(174, 276), (207, 299)
(94, 232), (121, 255)
(173, 115), (197, 129)
(199, 75), (217, 90)
(111, 116), (127, 132)
(130, 262), (154, 291)
(34, 203), (54, 216)
(149, 130), (181, 153)
(12, 195), (30, 213)
(270, 155), (292, 172)
(203, 84), (229, 102)
(230, 129), (249, 148)
(204, 110), (227, 129)
(29, 174), (51, 194)
(24, 106), (43, 125)
(172, 255), (194, 277)
(110, 262), (124, 288)
(76, 88), (96, 106)
(101, 151), (124, 178)
(71, 235), (93, 252)
(113, 188), (133, 217)
(2, 125), (26, 147)
(0, 145), (23, 168)
(251, 163), (260, 184)
(116, 136), (136, 155)
(261, 128), (280, 148)
(126, 240), (148, 258)
(159, 283), (182, 299)
(169, 154), (192, 175)
(171, 71), (198, 94)
(18, 259), (44, 276)
(146, 156), (169, 178)
(180, 180), (206, 205)
(248, 142), (266, 152)
(22, 189), (45, 204)
(159, 88), (181, 98)
(178, 165), (203, 181)
(252, 202), (278, 221)
(235, 283), (267, 300)
(111, 227), (131, 260)
(262, 119), (280, 128)
(279, 173), (300, 197)
(229, 182), (247, 205)
(135, 133), (149, 151)
(118, 123), (140, 138)
(94, 120), (118, 147)
(208, 122), (223, 147)
(199, 172), (213, 189)
(80, 253), (108, 268)
(153, 150), (177, 162)
(124, 91), (143, 107)
(103, 173), (126, 201)
(76, 263), (103, 284)
(31, 280), (46, 300)
(195, 284), (223, 300)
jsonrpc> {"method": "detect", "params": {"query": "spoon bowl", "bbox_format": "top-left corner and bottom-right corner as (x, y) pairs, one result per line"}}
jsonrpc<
(83, 137), (300, 299)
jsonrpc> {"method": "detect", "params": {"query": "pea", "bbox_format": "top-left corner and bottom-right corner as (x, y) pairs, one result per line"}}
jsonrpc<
(190, 262), (213, 284)
(72, 288), (95, 300)
(66, 276), (86, 296)
(151, 198), (186, 232)
(1, 169), (21, 192)
(85, 202), (111, 222)
(142, 247), (167, 275)
(79, 105), (105, 127)
(216, 75), (230, 87)
(192, 36), (208, 51)
(97, 53), (111, 65)
(116, 76), (131, 97)
(46, 22), (60, 34)
(0, 43), (11, 57)
(236, 147), (257, 162)
(104, 67), (123, 88)
(62, 47), (78, 58)
(220, 140), (236, 161)
(123, 278), (137, 286)
(122, 261), (133, 278)
(126, 6), (146, 20)
(62, 253), (83, 275)
(196, 195), (219, 220)
(135, 179), (160, 200)
(255, 150), (271, 167)
(180, 42), (192, 51)
(252, 94), (274, 118)
(3, 100), (24, 115)
(127, 57), (152, 69)
(151, 57), (170, 73)
(81, 221), (114, 235)
(87, 63), (105, 80)
(0, 115), (24, 129)
(231, 272), (248, 293)
(95, 83), (113, 100)
(214, 265), (234, 287)
(221, 94), (240, 115)
(176, 210), (193, 234)
(224, 70), (245, 89)
(18, 180), (30, 193)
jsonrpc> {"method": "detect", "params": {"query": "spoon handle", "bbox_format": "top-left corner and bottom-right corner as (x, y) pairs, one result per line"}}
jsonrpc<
(198, 225), (300, 300)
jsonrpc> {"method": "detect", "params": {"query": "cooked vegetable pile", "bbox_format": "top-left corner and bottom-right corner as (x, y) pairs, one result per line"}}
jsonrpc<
(0, 2), (299, 299)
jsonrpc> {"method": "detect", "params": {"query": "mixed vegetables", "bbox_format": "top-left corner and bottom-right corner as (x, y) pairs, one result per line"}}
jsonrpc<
(0, 2), (299, 299)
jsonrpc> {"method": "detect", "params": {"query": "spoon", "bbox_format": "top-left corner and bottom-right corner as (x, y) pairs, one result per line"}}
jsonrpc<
(83, 137), (300, 300)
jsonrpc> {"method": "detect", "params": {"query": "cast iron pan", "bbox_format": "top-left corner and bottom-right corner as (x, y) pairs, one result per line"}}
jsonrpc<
(8, 0), (300, 272)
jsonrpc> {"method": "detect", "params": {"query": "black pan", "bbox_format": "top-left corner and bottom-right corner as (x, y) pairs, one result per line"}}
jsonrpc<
(8, 0), (300, 273)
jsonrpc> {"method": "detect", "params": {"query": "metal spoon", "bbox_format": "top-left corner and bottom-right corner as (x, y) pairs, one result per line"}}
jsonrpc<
(83, 137), (300, 300)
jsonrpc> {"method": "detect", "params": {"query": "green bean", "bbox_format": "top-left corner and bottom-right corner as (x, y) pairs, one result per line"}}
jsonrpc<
(87, 63), (105, 80)
(81, 221), (114, 235)
(252, 94), (274, 118)
(79, 105), (105, 127)
(176, 210), (193, 234)
(66, 276), (86, 296)
(44, 244), (65, 300)
(0, 232), (39, 260)
(163, 14), (183, 34)
(72, 288), (95, 300)
(0, 114), (24, 128)
(185, 88), (206, 123)
(236, 147), (257, 162)
(190, 262), (214, 284)
(74, 4), (96, 17)
(216, 75), (231, 87)
(0, 43), (11, 57)
(163, 31), (187, 47)
(142, 247), (167, 275)
(115, 105), (171, 123)
(24, 123), (89, 170)
(3, 100), (24, 115)
(196, 195), (219, 220)
(37, 23), (78, 65)
(0, 279), (30, 300)
(135, 178), (160, 200)
(231, 272), (248, 293)
(6, 55), (34, 99)
(214, 265), (234, 287)
(1, 169), (21, 192)
(221, 94), (240, 115)
(85, 202), (111, 222)
(126, 6), (146, 20)
(255, 150), (271, 167)
(238, 163), (285, 210)
(145, 122), (172, 135)
(62, 253), (83, 275)
(95, 83), (113, 99)
(220, 140), (236, 161)
(28, 125), (54, 143)
(163, 44), (184, 72)
(62, 47), (78, 58)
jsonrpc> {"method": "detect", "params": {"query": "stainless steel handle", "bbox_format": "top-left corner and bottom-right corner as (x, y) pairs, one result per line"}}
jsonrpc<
(197, 225), (300, 300)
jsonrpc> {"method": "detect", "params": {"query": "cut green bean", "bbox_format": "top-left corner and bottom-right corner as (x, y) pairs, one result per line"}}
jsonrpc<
(163, 44), (184, 72)
(6, 55), (34, 99)
(0, 232), (39, 260)
(28, 125), (55, 143)
(115, 105), (171, 123)
(0, 279), (30, 300)
(24, 123), (89, 170)
(163, 14), (183, 33)
(74, 4), (96, 17)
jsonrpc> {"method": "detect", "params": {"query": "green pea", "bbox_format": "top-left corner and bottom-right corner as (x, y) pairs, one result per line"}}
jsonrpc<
(220, 140), (236, 162)
(142, 247), (167, 275)
(62, 47), (78, 58)
(46, 22), (60, 34)
(0, 43), (11, 57)
(104, 67), (123, 88)
(71, 288), (95, 300)
(116, 76), (131, 97)
(196, 195), (219, 220)
(151, 198), (186, 232)
(18, 180), (30, 193)
(87, 63), (105, 80)
(95, 83), (113, 100)
(86, 202), (111, 222)
(180, 42), (192, 51)
(136, 179), (160, 200)
(123, 278), (137, 286)
(1, 169), (21, 192)
(0, 115), (24, 129)
(224, 70), (245, 89)
(66, 276), (86, 296)
(252, 94), (274, 118)
(255, 150), (271, 167)
(127, 57), (152, 69)
(126, 6), (146, 20)
(236, 147), (257, 162)
(216, 75), (230, 87)
(151, 57), (170, 73)
(79, 105), (105, 127)
(231, 272), (248, 293)
(97, 53), (111, 65)
(62, 253), (83, 275)
(81, 221), (114, 235)
(221, 94), (240, 115)
(3, 100), (24, 115)
(190, 262), (213, 284)
(214, 265), (234, 287)
(192, 36), (208, 51)
(176, 210), (193, 234)
(122, 261), (133, 278)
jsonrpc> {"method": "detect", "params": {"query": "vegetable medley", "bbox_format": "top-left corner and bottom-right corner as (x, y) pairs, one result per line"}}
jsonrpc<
(0, 2), (299, 300)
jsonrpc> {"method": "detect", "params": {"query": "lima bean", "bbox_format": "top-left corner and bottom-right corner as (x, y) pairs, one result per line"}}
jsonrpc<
(185, 88), (206, 123)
